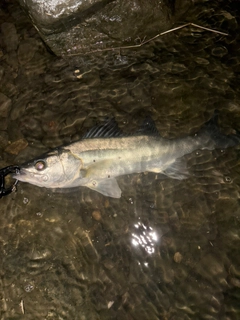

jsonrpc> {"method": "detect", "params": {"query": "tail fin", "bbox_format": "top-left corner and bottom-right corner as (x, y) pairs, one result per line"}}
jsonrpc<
(199, 110), (240, 149)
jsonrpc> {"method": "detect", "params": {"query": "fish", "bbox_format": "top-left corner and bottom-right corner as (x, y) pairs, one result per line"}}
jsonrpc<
(13, 111), (240, 198)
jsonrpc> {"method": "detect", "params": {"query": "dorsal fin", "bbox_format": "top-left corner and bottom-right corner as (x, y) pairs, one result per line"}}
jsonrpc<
(82, 118), (123, 139)
(137, 116), (160, 136)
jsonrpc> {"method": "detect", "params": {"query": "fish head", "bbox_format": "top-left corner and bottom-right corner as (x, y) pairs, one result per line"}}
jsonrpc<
(13, 148), (82, 188)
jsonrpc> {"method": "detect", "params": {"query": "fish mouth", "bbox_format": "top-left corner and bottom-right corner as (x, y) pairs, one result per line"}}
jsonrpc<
(12, 168), (29, 182)
(12, 168), (50, 187)
(12, 168), (42, 183)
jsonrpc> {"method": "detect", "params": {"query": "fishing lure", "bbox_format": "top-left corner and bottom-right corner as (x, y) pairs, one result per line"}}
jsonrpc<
(0, 165), (19, 198)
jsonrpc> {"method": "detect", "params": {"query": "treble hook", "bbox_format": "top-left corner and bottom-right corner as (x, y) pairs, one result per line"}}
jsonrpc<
(0, 165), (20, 199)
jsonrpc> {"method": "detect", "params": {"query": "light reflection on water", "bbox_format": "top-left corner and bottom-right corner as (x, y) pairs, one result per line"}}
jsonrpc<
(131, 221), (159, 255)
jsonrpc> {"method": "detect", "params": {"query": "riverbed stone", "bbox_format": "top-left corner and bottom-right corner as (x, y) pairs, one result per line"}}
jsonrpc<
(0, 67), (4, 82)
(4, 138), (28, 155)
(0, 92), (12, 117)
(0, 131), (9, 148)
(18, 39), (37, 65)
(17, 0), (190, 62)
(1, 22), (19, 52)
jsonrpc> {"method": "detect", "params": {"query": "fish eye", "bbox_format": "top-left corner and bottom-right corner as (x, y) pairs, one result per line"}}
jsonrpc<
(35, 160), (46, 171)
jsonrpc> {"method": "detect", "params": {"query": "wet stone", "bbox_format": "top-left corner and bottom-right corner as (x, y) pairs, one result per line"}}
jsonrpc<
(0, 66), (4, 81)
(0, 92), (11, 117)
(229, 277), (240, 288)
(1, 22), (19, 52)
(18, 0), (172, 62)
(18, 40), (37, 65)
(2, 81), (18, 97)
(173, 252), (183, 263)
(211, 46), (228, 57)
(195, 57), (209, 65)
(92, 210), (101, 221)
(4, 138), (28, 155)
(0, 131), (9, 148)
(5, 51), (19, 72)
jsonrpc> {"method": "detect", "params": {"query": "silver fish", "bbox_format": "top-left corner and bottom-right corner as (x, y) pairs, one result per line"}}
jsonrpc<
(13, 112), (240, 198)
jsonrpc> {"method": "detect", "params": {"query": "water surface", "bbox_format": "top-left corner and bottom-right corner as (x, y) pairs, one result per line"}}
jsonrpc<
(0, 1), (240, 319)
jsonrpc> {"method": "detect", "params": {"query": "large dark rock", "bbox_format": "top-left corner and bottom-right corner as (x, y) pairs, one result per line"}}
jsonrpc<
(17, 0), (191, 62)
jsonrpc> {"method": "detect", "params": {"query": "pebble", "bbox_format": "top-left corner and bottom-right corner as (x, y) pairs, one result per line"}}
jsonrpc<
(18, 40), (37, 65)
(4, 138), (28, 155)
(104, 199), (110, 208)
(211, 46), (228, 58)
(0, 131), (9, 148)
(173, 252), (183, 263)
(0, 67), (4, 81)
(1, 22), (19, 52)
(0, 92), (11, 117)
(92, 210), (101, 221)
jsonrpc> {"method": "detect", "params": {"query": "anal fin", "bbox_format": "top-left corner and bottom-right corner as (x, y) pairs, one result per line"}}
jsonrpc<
(163, 158), (189, 180)
(85, 178), (122, 198)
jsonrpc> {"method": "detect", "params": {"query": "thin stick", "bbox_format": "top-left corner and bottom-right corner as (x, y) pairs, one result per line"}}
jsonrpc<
(67, 23), (228, 56)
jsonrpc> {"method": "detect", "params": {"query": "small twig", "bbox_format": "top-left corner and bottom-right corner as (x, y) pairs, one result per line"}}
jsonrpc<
(67, 23), (228, 56)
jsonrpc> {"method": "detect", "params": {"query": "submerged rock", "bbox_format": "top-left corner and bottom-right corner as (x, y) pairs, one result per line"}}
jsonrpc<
(5, 138), (28, 155)
(0, 92), (12, 117)
(18, 39), (37, 65)
(1, 22), (19, 52)
(18, 0), (189, 63)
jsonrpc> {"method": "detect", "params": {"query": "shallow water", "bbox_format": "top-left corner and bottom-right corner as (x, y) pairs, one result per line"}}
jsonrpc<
(1, 0), (240, 319)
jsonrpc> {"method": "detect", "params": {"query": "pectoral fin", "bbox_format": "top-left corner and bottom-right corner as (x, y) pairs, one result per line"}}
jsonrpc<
(85, 178), (122, 198)
(84, 160), (115, 178)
